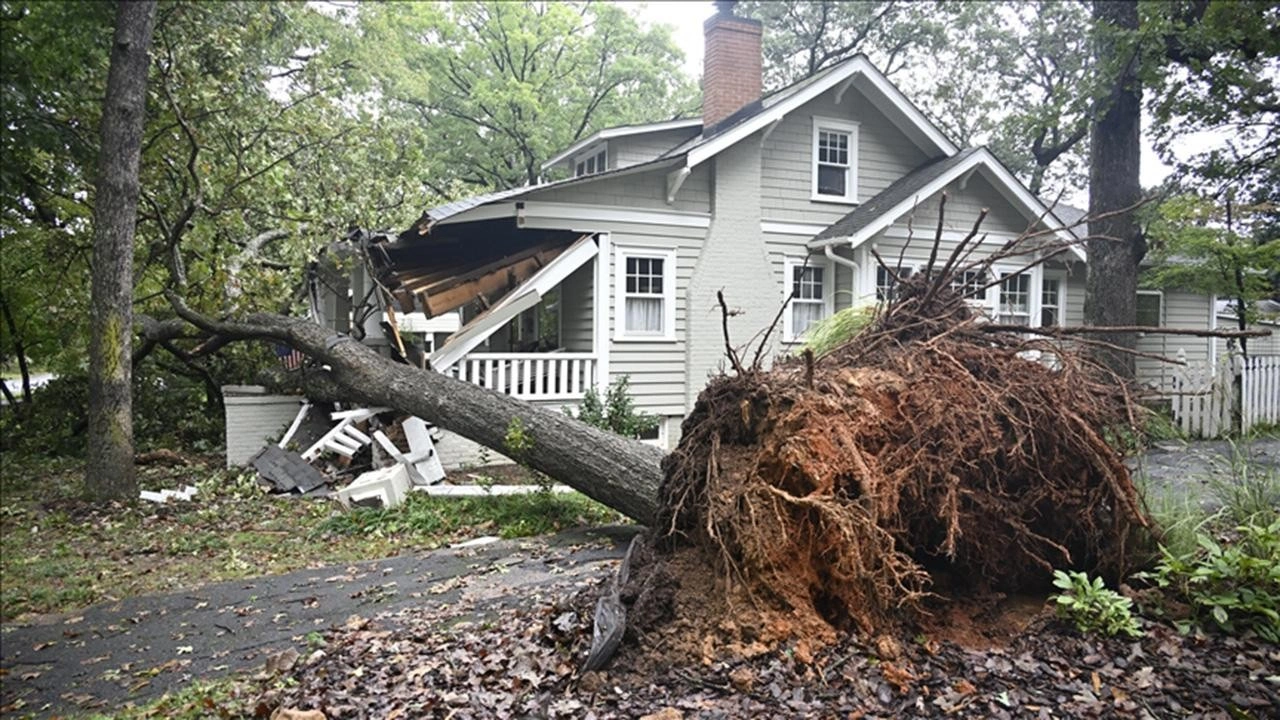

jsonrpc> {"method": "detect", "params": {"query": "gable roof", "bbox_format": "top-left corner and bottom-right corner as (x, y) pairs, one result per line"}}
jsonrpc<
(808, 147), (1086, 262)
(662, 55), (959, 170)
(811, 149), (983, 243)
(539, 118), (701, 172)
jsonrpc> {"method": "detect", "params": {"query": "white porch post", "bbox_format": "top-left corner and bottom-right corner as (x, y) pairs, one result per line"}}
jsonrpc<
(593, 231), (611, 396)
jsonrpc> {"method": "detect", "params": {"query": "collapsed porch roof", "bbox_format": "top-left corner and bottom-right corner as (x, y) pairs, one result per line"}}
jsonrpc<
(370, 218), (582, 318)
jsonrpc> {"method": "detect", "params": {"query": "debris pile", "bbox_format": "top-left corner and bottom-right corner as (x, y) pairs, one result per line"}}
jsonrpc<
(625, 258), (1151, 655)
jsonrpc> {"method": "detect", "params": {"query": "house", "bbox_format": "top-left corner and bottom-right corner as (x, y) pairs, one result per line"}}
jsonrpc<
(355, 6), (1225, 459)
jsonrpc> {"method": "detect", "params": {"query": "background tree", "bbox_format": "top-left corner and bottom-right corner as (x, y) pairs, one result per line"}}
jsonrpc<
(1083, 0), (1144, 379)
(736, 0), (952, 88)
(353, 1), (696, 193)
(85, 0), (157, 500)
(1144, 195), (1280, 355)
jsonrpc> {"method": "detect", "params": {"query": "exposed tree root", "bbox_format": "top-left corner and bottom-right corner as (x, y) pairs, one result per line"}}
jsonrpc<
(625, 267), (1151, 658)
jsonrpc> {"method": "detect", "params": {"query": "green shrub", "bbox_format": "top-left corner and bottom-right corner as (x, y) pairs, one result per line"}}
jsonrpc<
(1149, 518), (1280, 642)
(801, 304), (875, 358)
(1051, 570), (1143, 637)
(566, 375), (657, 439)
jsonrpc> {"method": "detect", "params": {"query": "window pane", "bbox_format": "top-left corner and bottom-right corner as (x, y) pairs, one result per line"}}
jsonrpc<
(817, 165), (846, 196)
(1136, 293), (1162, 326)
(575, 162), (585, 176)
(625, 297), (664, 333)
(792, 301), (824, 337)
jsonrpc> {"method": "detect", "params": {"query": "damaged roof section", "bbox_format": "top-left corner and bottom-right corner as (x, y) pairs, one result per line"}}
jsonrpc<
(368, 218), (583, 319)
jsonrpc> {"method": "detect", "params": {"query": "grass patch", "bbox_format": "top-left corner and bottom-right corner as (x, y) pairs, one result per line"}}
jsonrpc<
(76, 676), (261, 720)
(0, 454), (627, 622)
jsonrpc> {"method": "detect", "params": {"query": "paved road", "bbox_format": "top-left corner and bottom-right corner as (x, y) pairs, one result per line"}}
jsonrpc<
(0, 526), (639, 718)
(1129, 438), (1280, 511)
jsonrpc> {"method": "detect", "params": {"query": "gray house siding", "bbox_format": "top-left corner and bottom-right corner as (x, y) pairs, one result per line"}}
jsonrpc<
(611, 128), (700, 168)
(1136, 291), (1215, 389)
(529, 164), (711, 214)
(559, 262), (594, 352)
(519, 208), (711, 419)
(761, 86), (930, 225)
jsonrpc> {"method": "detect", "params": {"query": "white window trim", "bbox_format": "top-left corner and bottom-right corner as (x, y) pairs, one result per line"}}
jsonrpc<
(638, 417), (668, 448)
(1041, 269), (1067, 328)
(873, 262), (918, 302)
(782, 256), (835, 343)
(1137, 289), (1164, 329)
(811, 116), (859, 204)
(614, 246), (677, 342)
(572, 142), (608, 177)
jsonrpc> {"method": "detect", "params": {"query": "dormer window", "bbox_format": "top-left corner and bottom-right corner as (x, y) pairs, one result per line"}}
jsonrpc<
(811, 117), (858, 203)
(573, 144), (607, 177)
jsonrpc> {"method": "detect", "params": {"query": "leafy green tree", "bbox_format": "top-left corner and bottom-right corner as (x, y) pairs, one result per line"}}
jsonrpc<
(1144, 194), (1280, 354)
(736, 0), (953, 88)
(353, 1), (697, 193)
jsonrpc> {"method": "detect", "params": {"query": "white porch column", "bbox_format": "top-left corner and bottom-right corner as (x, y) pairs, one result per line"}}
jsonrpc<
(593, 231), (611, 396)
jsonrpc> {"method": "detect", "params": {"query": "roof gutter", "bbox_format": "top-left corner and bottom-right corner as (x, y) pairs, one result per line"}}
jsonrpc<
(824, 243), (859, 278)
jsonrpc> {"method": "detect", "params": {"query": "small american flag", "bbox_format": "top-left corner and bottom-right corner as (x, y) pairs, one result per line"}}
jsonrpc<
(275, 344), (306, 371)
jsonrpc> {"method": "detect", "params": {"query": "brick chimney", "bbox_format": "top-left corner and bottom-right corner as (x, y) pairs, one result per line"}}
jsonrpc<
(702, 1), (762, 130)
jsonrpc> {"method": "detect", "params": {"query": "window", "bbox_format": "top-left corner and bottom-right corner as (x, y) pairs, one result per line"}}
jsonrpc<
(875, 265), (915, 301)
(949, 269), (989, 299)
(615, 248), (675, 340)
(1137, 291), (1163, 327)
(811, 117), (858, 203)
(573, 144), (607, 177)
(997, 272), (1032, 326)
(784, 258), (829, 341)
(1040, 274), (1063, 327)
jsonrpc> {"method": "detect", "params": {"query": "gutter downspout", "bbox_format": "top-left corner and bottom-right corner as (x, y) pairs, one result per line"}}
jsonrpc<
(824, 243), (860, 300)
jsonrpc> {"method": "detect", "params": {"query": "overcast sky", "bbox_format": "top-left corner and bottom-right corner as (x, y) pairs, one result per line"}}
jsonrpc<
(620, 0), (1181, 198)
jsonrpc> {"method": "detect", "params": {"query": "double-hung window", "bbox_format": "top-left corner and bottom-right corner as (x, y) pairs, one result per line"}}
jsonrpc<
(1040, 273), (1064, 327)
(574, 144), (607, 177)
(784, 258), (829, 341)
(875, 265), (915, 301)
(616, 248), (675, 340)
(811, 117), (858, 203)
(997, 272), (1033, 326)
(1136, 290), (1163, 327)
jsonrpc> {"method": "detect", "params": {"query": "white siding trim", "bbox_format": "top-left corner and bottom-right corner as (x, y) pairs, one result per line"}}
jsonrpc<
(520, 201), (711, 229)
(762, 220), (831, 236)
(595, 232), (612, 395)
(614, 246), (677, 342)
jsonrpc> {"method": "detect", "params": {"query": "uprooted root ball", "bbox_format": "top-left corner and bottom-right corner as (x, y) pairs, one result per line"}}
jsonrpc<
(635, 277), (1149, 646)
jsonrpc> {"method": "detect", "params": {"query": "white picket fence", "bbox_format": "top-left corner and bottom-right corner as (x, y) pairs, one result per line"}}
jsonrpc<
(1241, 354), (1280, 433)
(1168, 352), (1280, 437)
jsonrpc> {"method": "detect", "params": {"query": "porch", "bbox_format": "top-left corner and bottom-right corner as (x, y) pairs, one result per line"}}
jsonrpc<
(367, 221), (610, 404)
(447, 351), (598, 402)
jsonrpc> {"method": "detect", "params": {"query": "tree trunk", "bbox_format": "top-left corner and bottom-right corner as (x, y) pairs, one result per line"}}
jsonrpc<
(0, 291), (33, 408)
(1083, 0), (1144, 380)
(86, 0), (156, 502)
(170, 298), (666, 524)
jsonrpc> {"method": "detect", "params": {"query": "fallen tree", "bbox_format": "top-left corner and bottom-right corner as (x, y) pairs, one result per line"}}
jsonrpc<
(168, 294), (665, 524)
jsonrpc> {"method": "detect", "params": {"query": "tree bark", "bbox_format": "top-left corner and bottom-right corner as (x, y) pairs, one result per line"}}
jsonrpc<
(1084, 0), (1144, 380)
(169, 297), (665, 524)
(86, 0), (157, 502)
(0, 291), (33, 408)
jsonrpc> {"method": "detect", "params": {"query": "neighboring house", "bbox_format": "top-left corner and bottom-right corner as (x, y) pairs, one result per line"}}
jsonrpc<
(1214, 298), (1280, 359)
(351, 7), (1225, 455)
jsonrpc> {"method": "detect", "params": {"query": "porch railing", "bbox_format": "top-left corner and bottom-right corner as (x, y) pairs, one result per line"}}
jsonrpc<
(449, 352), (597, 401)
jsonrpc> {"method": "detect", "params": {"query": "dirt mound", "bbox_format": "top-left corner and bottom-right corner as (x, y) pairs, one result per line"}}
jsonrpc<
(626, 268), (1150, 658)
